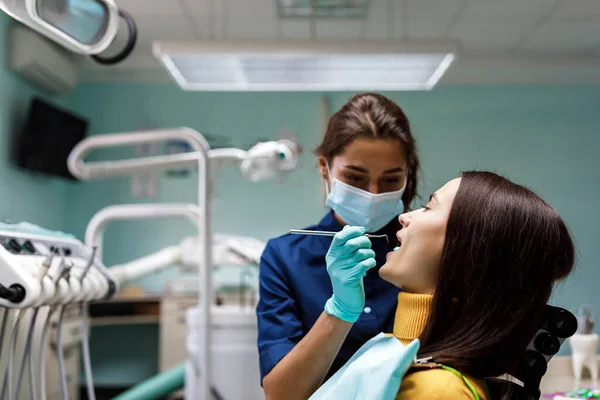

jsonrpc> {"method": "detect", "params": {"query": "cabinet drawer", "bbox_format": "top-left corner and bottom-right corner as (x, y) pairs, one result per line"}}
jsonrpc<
(161, 297), (197, 314)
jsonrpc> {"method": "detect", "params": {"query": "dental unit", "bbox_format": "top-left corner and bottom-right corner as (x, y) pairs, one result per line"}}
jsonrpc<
(0, 126), (299, 400)
(0, 227), (115, 400)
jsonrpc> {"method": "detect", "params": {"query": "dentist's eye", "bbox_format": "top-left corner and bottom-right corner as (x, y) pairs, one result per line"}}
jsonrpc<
(345, 174), (364, 182)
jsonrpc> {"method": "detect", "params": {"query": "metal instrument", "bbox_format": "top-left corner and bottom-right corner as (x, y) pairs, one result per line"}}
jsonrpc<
(289, 229), (389, 244)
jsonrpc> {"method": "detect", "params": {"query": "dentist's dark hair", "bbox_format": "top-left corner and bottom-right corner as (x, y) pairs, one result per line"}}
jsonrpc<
(314, 92), (420, 211)
(417, 171), (575, 399)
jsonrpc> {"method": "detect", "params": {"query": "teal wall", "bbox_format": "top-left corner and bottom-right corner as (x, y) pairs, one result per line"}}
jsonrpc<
(0, 15), (70, 231)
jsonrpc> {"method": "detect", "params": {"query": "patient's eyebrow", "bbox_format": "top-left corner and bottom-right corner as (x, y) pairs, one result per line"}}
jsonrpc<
(383, 167), (405, 174)
(430, 193), (439, 203)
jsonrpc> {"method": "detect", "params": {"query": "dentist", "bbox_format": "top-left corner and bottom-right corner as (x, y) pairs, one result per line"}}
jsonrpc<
(257, 93), (421, 400)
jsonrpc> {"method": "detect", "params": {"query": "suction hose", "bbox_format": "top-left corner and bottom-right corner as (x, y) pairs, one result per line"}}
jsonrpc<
(112, 362), (225, 400)
(112, 363), (185, 400)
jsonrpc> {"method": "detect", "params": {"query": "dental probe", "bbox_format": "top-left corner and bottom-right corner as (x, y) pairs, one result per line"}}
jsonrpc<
(289, 229), (389, 244)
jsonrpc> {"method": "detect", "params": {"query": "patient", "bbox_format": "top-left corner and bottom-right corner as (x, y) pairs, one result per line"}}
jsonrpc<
(379, 171), (575, 399)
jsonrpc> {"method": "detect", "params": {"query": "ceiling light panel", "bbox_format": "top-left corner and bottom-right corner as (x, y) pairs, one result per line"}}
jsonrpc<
(154, 41), (456, 91)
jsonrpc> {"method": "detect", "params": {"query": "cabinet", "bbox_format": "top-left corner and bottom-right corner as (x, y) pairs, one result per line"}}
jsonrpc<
(158, 290), (256, 372)
(159, 296), (197, 372)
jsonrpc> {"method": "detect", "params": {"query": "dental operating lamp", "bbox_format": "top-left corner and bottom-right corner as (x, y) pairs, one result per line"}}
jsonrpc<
(0, 0), (137, 65)
(68, 127), (301, 400)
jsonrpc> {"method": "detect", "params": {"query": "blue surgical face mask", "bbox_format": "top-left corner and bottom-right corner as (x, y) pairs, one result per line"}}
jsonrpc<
(325, 167), (406, 233)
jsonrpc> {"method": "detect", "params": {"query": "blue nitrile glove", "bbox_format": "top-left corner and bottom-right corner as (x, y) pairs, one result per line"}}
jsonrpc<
(324, 226), (377, 323)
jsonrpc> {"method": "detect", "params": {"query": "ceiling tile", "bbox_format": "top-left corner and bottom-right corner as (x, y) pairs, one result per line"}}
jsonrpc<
(408, 19), (452, 40)
(316, 20), (364, 39)
(391, 0), (460, 39)
(279, 20), (311, 39)
(361, 18), (390, 39)
(223, 0), (277, 18)
(461, 0), (559, 19)
(117, 0), (185, 17)
(405, 0), (465, 20)
(134, 16), (197, 41)
(225, 18), (279, 39)
(520, 20), (600, 52)
(182, 1), (226, 38)
(183, 0), (223, 18)
(553, 0), (600, 18)
(448, 19), (536, 51)
(195, 17), (227, 40)
(361, 0), (392, 39)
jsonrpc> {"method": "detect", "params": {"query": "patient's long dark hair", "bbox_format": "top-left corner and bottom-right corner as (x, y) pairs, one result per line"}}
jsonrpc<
(417, 171), (575, 398)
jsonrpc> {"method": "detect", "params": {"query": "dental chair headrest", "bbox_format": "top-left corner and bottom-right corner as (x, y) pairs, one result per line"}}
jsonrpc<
(488, 305), (578, 400)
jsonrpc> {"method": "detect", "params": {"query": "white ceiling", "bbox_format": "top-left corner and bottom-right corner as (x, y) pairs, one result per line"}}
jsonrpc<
(81, 0), (600, 84)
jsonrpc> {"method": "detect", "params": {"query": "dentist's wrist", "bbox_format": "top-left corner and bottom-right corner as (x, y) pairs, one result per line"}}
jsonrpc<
(324, 296), (363, 323)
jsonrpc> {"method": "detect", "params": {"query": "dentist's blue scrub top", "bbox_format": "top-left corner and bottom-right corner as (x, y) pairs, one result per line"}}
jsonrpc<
(256, 211), (401, 382)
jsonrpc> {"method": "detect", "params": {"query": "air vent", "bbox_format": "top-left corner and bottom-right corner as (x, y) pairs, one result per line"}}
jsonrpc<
(7, 25), (77, 94)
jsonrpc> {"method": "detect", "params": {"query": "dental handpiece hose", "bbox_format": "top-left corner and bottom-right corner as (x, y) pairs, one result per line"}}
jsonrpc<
(39, 258), (67, 400)
(38, 306), (56, 400)
(0, 284), (25, 399)
(0, 307), (8, 355)
(56, 263), (74, 400)
(79, 246), (98, 400)
(0, 309), (9, 397)
(13, 308), (39, 400)
(57, 306), (68, 400)
(14, 256), (53, 400)
(0, 309), (23, 400)
(27, 310), (38, 400)
(0, 259), (39, 399)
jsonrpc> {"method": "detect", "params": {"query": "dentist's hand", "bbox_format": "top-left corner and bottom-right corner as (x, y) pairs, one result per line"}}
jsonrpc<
(324, 226), (377, 323)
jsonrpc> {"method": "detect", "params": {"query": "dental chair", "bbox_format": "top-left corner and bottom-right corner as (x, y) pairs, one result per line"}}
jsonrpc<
(486, 305), (578, 400)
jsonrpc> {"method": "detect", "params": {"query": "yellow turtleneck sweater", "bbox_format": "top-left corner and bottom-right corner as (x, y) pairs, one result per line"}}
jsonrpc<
(392, 292), (488, 400)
